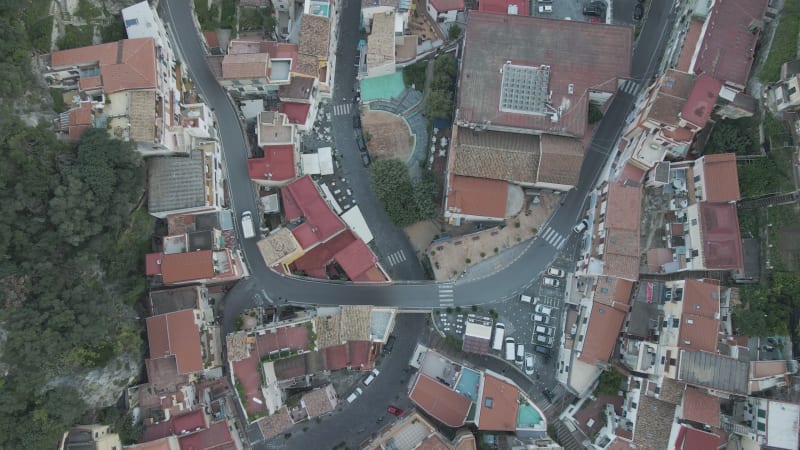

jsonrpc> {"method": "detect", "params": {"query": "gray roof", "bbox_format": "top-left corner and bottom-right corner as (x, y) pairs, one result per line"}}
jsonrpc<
(741, 238), (761, 280)
(188, 229), (215, 251)
(147, 152), (207, 214)
(627, 282), (662, 338)
(149, 286), (201, 315)
(678, 350), (749, 395)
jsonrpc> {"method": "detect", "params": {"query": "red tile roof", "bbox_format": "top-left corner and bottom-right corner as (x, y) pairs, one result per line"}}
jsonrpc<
(429, 0), (465, 12)
(324, 344), (348, 370)
(682, 279), (721, 319)
(606, 182), (643, 231)
(51, 38), (158, 94)
(679, 314), (719, 352)
(751, 360), (788, 378)
(203, 31), (220, 49)
(334, 239), (380, 281)
(693, 0), (769, 88)
(675, 426), (722, 450)
(281, 176), (346, 249)
(618, 163), (645, 185)
(279, 102), (312, 125)
(477, 0), (529, 16)
(348, 340), (373, 369)
(172, 410), (208, 435)
(458, 13), (631, 137)
(146, 310), (203, 373)
(478, 373), (520, 431)
(292, 230), (358, 273)
(146, 253), (163, 275)
(676, 19), (704, 72)
(409, 374), (471, 427)
(246, 145), (296, 182)
(178, 420), (235, 450)
(578, 302), (626, 365)
(682, 388), (720, 427)
(160, 250), (215, 284)
(447, 175), (509, 219)
(699, 202), (744, 271)
(603, 228), (640, 281)
(700, 153), (740, 203)
(682, 75), (722, 128)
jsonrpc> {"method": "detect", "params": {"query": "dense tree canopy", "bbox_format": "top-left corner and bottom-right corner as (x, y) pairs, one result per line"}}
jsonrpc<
(369, 159), (439, 227)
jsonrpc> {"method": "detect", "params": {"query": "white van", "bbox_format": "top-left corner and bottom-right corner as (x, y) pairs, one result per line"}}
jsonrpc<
(515, 344), (525, 365)
(535, 325), (554, 336)
(492, 323), (506, 351)
(520, 295), (532, 303)
(504, 337), (516, 361)
(346, 387), (363, 403)
(535, 304), (554, 316)
(363, 369), (379, 386)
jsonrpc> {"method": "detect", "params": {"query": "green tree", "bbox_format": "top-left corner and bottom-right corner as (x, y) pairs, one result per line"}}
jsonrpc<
(369, 159), (420, 226)
(426, 90), (454, 120)
(448, 24), (462, 40)
(706, 119), (756, 155)
(588, 103), (603, 124)
(413, 169), (439, 219)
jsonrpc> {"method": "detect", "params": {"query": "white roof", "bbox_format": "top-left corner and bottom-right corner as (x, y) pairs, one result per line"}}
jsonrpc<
(122, 1), (159, 40)
(767, 400), (800, 450)
(261, 193), (280, 213)
(464, 322), (492, 339)
(301, 147), (334, 176)
(302, 153), (320, 175)
(341, 206), (373, 244)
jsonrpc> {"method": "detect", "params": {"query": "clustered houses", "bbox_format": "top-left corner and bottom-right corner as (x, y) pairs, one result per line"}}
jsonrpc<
(443, 12), (632, 224)
(224, 306), (397, 440)
(553, 0), (800, 449)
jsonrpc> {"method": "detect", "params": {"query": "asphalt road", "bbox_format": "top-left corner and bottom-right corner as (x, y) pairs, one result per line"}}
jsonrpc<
(161, 0), (675, 334)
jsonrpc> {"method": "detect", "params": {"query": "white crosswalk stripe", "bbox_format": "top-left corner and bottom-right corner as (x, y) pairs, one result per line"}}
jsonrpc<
(438, 282), (455, 306)
(540, 227), (566, 249)
(333, 103), (352, 116)
(620, 80), (640, 96)
(386, 250), (407, 267)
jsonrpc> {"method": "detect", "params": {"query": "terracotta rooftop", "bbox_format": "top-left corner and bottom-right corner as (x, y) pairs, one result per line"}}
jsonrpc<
(675, 426), (722, 450)
(333, 239), (385, 282)
(538, 135), (585, 186)
(429, 0), (465, 12)
(281, 175), (346, 249)
(301, 384), (338, 417)
(457, 12), (631, 136)
(477, 0), (528, 15)
(578, 301), (626, 365)
(366, 11), (395, 71)
(682, 279), (721, 319)
(593, 276), (633, 308)
(145, 310), (203, 374)
(278, 76), (315, 100)
(633, 395), (676, 450)
(446, 175), (509, 219)
(682, 388), (720, 427)
(699, 153), (740, 203)
(682, 75), (722, 128)
(676, 18), (704, 72)
(647, 70), (694, 127)
(257, 407), (293, 441)
(698, 202), (744, 271)
(452, 127), (539, 183)
(279, 101), (312, 125)
(617, 163), (644, 184)
(247, 145), (296, 182)
(606, 182), (643, 231)
(299, 14), (330, 58)
(293, 230), (358, 275)
(751, 360), (789, 379)
(603, 228), (640, 281)
(693, 0), (769, 88)
(409, 374), (471, 427)
(160, 250), (215, 284)
(478, 373), (520, 431)
(51, 38), (157, 94)
(221, 53), (268, 80)
(679, 313), (719, 352)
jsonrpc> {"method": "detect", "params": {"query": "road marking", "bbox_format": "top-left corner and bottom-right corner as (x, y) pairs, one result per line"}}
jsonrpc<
(620, 80), (640, 96)
(387, 250), (406, 266)
(333, 103), (352, 116)
(540, 227), (566, 249)
(261, 288), (274, 304)
(438, 282), (455, 306)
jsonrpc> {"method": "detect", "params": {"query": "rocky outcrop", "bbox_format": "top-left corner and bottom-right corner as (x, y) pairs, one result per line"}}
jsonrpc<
(47, 351), (142, 408)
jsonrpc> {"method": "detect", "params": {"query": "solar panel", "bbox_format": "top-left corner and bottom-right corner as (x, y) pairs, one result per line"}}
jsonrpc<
(499, 64), (551, 115)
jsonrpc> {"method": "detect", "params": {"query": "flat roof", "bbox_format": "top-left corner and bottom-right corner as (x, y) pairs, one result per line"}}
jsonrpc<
(148, 285), (201, 315)
(447, 175), (509, 219)
(341, 206), (374, 244)
(699, 202), (744, 271)
(247, 145), (296, 182)
(477, 0), (528, 16)
(457, 12), (631, 136)
(767, 400), (800, 450)
(699, 153), (740, 203)
(678, 350), (749, 395)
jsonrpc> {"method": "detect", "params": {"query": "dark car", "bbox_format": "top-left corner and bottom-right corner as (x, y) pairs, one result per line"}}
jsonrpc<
(383, 335), (396, 353)
(387, 405), (404, 416)
(534, 345), (551, 356)
(361, 151), (371, 167)
(353, 115), (361, 129)
(633, 3), (644, 20)
(583, 6), (604, 16)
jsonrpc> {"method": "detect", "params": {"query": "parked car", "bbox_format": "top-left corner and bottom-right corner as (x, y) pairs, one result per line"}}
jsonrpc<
(361, 151), (371, 167)
(547, 267), (565, 278)
(383, 335), (396, 354)
(543, 277), (561, 288)
(535, 304), (554, 316)
(538, 4), (552, 13)
(525, 354), (535, 375)
(534, 345), (551, 356)
(583, 6), (604, 16)
(387, 405), (404, 416)
(520, 294), (532, 303)
(535, 334), (554, 347)
(535, 325), (555, 336)
(573, 219), (588, 233)
(353, 114), (361, 129)
(347, 387), (364, 403)
(533, 313), (548, 324)
(504, 337), (516, 361)
(515, 343), (525, 365)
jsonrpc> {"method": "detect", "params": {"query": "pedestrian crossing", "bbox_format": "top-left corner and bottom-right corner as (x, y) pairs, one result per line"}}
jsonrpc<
(619, 79), (640, 96)
(438, 282), (454, 307)
(333, 102), (352, 116)
(386, 249), (407, 266)
(540, 227), (566, 249)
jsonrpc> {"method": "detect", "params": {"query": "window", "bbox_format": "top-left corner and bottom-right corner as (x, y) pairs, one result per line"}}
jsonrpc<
(670, 358), (676, 365)
(672, 318), (680, 327)
(694, 175), (700, 182)
(758, 409), (766, 418)
(789, 86), (797, 96)
(601, 288), (609, 294)
(757, 422), (766, 432)
(691, 219), (698, 226)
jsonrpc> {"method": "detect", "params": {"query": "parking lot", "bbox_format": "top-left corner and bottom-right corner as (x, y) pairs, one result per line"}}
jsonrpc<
(530, 0), (644, 26)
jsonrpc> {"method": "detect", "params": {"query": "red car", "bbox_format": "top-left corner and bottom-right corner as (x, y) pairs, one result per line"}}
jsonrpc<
(387, 405), (404, 416)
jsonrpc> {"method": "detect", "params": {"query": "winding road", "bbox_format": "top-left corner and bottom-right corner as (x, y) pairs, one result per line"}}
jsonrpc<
(161, 0), (676, 335)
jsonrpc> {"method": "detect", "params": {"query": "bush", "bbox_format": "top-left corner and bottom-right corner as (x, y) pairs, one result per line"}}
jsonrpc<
(50, 88), (65, 113)
(403, 61), (427, 89)
(448, 24), (462, 40)
(759, 2), (800, 83)
(58, 24), (93, 50)
(369, 160), (438, 226)
(101, 20), (125, 43)
(706, 117), (757, 155)
(595, 367), (625, 396)
(588, 103), (603, 124)
(465, 258), (471, 264)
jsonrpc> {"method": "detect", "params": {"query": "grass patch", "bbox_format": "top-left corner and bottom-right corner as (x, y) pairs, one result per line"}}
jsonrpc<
(50, 88), (66, 113)
(76, 0), (102, 20)
(220, 0), (237, 29)
(759, 1), (800, 83)
(101, 20), (126, 43)
(195, 0), (220, 30)
(58, 24), (94, 50)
